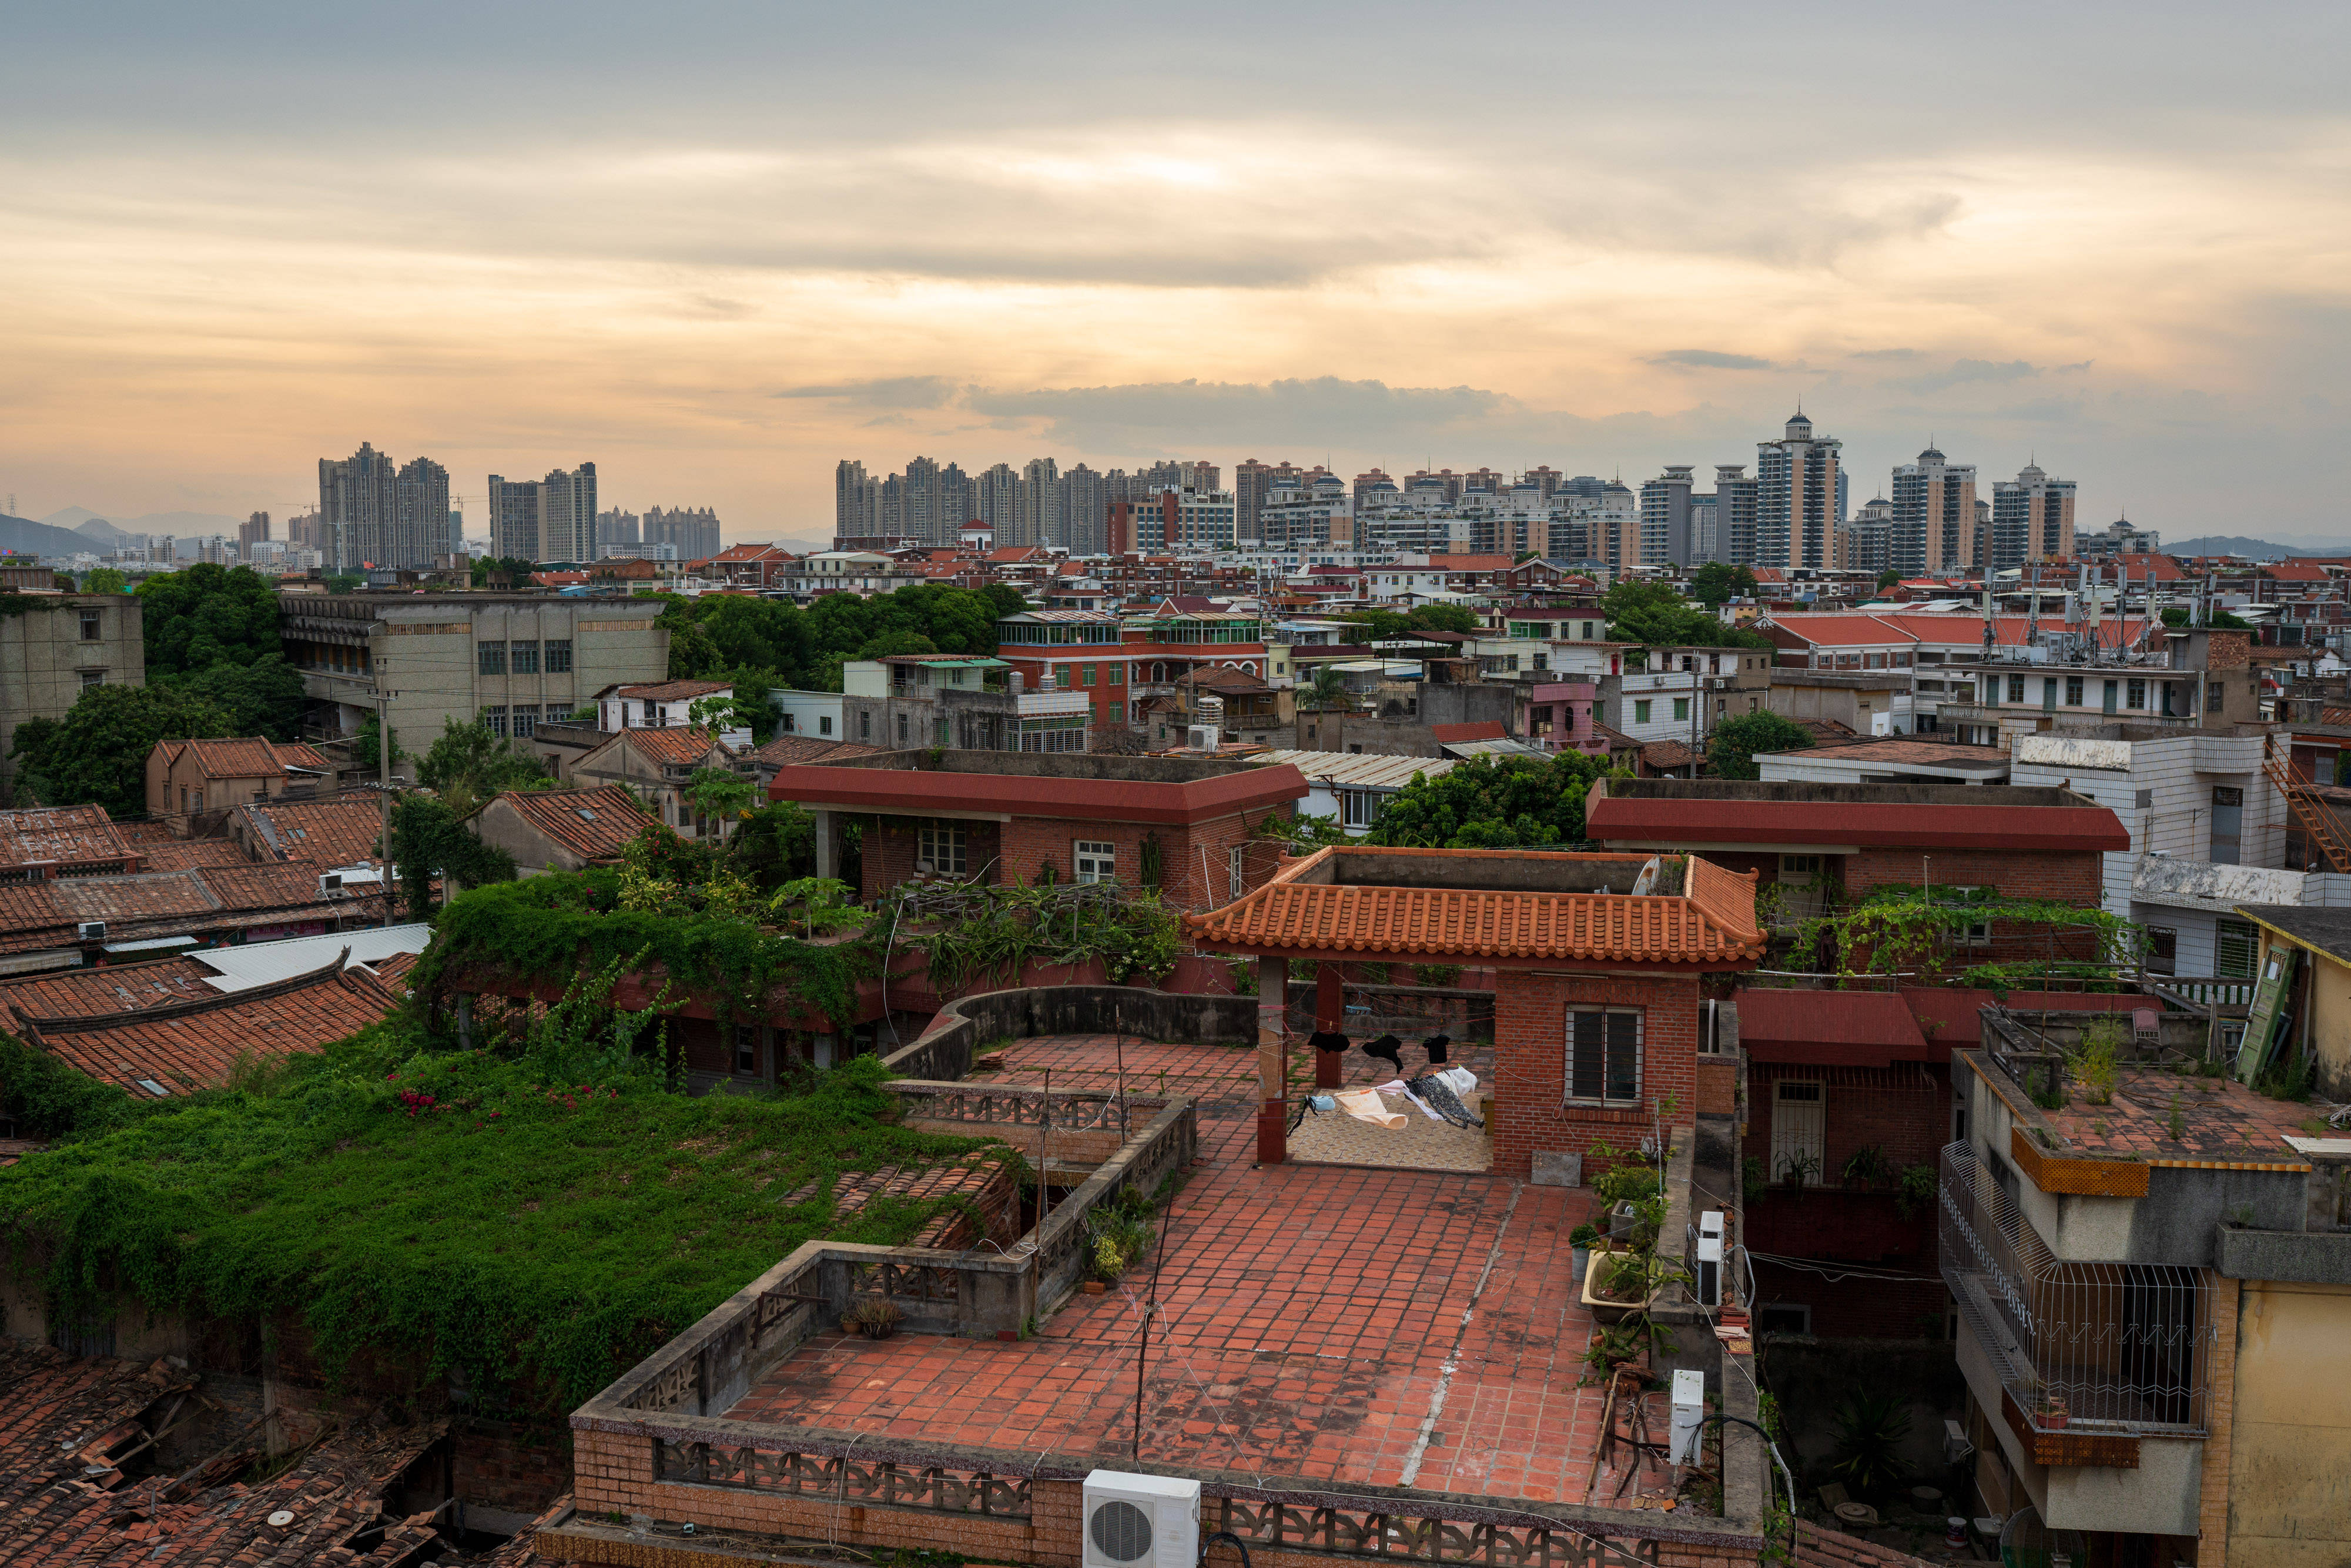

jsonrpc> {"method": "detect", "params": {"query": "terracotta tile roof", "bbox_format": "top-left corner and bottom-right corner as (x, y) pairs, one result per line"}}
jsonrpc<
(130, 838), (249, 872)
(364, 949), (420, 992)
(772, 760), (1309, 827)
(1737, 987), (1931, 1067)
(0, 957), (219, 1016)
(612, 678), (736, 702)
(0, 864), (387, 956)
(0, 805), (132, 869)
(619, 726), (729, 767)
(1429, 721), (1506, 742)
(237, 795), (384, 866)
(170, 738), (325, 779)
(1638, 740), (1702, 770)
(1588, 785), (2129, 853)
(51, 873), (219, 924)
(1796, 1520), (1942, 1568)
(1184, 846), (1764, 967)
(112, 821), (179, 845)
(745, 735), (888, 768)
(0, 1341), (447, 1564)
(14, 957), (398, 1095)
(199, 860), (366, 912)
(489, 785), (650, 862)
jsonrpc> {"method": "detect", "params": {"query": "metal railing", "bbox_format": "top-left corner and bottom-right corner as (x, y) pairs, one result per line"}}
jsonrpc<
(1938, 1143), (2214, 1435)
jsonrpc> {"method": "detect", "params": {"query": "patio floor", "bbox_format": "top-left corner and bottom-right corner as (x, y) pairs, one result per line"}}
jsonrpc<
(725, 1033), (1665, 1505)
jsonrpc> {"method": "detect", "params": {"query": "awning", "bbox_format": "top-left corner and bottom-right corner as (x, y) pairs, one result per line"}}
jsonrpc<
(102, 936), (200, 953)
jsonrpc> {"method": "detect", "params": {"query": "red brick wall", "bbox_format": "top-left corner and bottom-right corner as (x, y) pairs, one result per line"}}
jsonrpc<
(996, 805), (1290, 913)
(1844, 847), (2104, 964)
(1489, 971), (1700, 1181)
(860, 817), (1005, 901)
(1695, 1054), (1737, 1115)
(1743, 1063), (1952, 1182)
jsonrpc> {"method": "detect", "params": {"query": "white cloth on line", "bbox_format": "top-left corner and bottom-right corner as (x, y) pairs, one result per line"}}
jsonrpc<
(1332, 1087), (1405, 1130)
(1435, 1067), (1478, 1096)
(1374, 1080), (1445, 1122)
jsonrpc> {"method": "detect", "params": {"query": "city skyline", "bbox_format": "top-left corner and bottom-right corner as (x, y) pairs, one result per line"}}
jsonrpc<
(6, 4), (2346, 544)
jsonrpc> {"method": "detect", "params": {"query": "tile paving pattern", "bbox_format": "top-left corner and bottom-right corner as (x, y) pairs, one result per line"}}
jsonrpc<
(731, 1033), (1650, 1502)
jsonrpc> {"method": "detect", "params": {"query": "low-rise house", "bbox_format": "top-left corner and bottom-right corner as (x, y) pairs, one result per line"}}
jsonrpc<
(1252, 749), (1455, 835)
(0, 805), (142, 880)
(738, 735), (886, 787)
(468, 784), (651, 875)
(228, 794), (385, 868)
(1756, 736), (2013, 786)
(0, 860), (393, 974)
(570, 728), (739, 839)
(1943, 1012), (2351, 1567)
(769, 750), (1307, 912)
(0, 590), (144, 805)
(144, 738), (336, 831)
(592, 678), (736, 732)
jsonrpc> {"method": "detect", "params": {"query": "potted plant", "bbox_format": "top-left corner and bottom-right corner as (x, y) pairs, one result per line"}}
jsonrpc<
(1780, 1150), (1820, 1190)
(1570, 1223), (1599, 1285)
(2037, 1393), (2069, 1430)
(840, 1297), (905, 1341)
(1841, 1143), (1892, 1190)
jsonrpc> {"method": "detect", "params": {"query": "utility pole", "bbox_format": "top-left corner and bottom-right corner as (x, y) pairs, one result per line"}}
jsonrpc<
(377, 686), (396, 927)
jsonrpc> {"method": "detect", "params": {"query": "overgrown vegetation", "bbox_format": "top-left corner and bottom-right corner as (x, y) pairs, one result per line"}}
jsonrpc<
(1780, 883), (2146, 988)
(11, 684), (236, 816)
(0, 971), (1012, 1409)
(1363, 751), (1619, 848)
(391, 795), (523, 920)
(417, 717), (552, 818)
(1707, 710), (1814, 781)
(896, 882), (1184, 992)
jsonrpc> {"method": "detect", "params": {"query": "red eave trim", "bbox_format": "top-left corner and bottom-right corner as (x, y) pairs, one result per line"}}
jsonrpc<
(1586, 799), (2131, 852)
(767, 763), (1308, 826)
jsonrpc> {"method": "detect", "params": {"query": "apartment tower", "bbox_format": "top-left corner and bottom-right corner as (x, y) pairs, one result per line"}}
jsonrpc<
(1754, 412), (1841, 570)
(1991, 462), (2078, 569)
(1638, 466), (1696, 567)
(1890, 445), (1978, 575)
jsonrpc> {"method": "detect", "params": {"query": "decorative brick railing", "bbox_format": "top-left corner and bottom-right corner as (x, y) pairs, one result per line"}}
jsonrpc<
(655, 1442), (1032, 1514)
(1212, 1495), (1606, 1566)
(890, 1080), (1168, 1134)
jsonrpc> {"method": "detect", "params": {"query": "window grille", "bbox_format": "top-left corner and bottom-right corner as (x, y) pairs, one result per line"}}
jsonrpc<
(1938, 1141), (2214, 1434)
(1565, 1007), (1640, 1103)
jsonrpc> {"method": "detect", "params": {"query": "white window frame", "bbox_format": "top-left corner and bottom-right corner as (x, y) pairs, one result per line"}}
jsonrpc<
(1074, 840), (1116, 884)
(1947, 884), (1993, 946)
(918, 823), (968, 876)
(1228, 845), (1245, 900)
(1565, 1006), (1642, 1105)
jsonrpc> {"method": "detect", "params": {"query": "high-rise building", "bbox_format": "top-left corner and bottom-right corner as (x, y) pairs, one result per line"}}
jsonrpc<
(1522, 465), (1565, 500)
(1848, 497), (1895, 577)
(1010, 457), (1060, 547)
(393, 458), (451, 568)
(1258, 475), (1352, 550)
(1638, 466), (1696, 567)
(1689, 492), (1719, 564)
(1235, 459), (1307, 545)
(448, 510), (464, 555)
(1754, 412), (1841, 571)
(645, 506), (720, 560)
(240, 511), (271, 546)
(538, 463), (598, 563)
(1890, 445), (1978, 575)
(1991, 462), (2078, 569)
(487, 474), (541, 561)
(1059, 463), (1108, 554)
(317, 444), (394, 574)
(598, 508), (642, 547)
(835, 460), (880, 537)
(1712, 466), (1759, 566)
(285, 510), (323, 551)
(974, 464), (1019, 538)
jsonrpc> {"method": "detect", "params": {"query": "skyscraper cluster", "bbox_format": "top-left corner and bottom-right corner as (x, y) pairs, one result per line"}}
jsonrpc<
(835, 457), (1221, 552)
(489, 463), (598, 564)
(316, 443), (451, 574)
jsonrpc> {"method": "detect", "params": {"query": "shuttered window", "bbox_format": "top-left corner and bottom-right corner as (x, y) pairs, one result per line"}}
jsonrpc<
(2215, 920), (2258, 980)
(1568, 1008), (1642, 1103)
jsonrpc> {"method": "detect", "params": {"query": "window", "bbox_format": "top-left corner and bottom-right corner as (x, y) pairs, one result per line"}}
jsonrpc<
(543, 639), (573, 673)
(2066, 676), (2084, 706)
(1771, 1080), (1825, 1182)
(2211, 785), (2243, 864)
(1673, 698), (1689, 722)
(2208, 681), (2225, 711)
(1754, 1302), (1811, 1335)
(1108, 664), (1123, 685)
(2213, 919), (2261, 979)
(2103, 679), (2119, 715)
(2126, 678), (2146, 710)
(1633, 699), (1652, 724)
(510, 640), (540, 675)
(1948, 885), (1993, 946)
(2145, 926), (2178, 976)
(1074, 840), (1116, 884)
(1228, 845), (1245, 901)
(859, 711), (872, 739)
(897, 712), (909, 743)
(819, 715), (834, 736)
(917, 823), (967, 876)
(78, 670), (102, 689)
(1081, 664), (1096, 687)
(2007, 674), (2025, 702)
(478, 641), (505, 675)
(78, 611), (100, 641)
(1341, 789), (1383, 829)
(482, 706), (508, 738)
(1053, 664), (1076, 688)
(734, 1025), (759, 1075)
(1780, 855), (1821, 877)
(1566, 1007), (1640, 1103)
(510, 705), (539, 738)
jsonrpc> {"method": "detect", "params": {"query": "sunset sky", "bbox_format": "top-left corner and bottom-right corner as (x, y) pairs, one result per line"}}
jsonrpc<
(6, 2), (2347, 543)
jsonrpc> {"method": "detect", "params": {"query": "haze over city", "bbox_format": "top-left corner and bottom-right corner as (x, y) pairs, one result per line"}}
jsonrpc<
(6, 1), (2347, 542)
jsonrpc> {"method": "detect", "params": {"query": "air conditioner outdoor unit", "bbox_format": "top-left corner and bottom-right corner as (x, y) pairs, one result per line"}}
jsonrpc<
(75, 921), (105, 942)
(1694, 1210), (1725, 1308)
(1185, 725), (1218, 752)
(319, 873), (344, 897)
(1081, 1470), (1198, 1568)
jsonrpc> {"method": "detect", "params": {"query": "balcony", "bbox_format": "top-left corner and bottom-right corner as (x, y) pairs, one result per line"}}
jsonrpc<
(1938, 1143), (2215, 1450)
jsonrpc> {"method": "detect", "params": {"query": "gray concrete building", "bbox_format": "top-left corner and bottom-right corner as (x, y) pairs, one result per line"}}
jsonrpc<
(277, 591), (669, 762)
(0, 593), (145, 803)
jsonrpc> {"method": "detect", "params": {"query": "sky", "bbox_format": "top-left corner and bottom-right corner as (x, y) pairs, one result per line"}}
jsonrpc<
(5, 2), (2349, 545)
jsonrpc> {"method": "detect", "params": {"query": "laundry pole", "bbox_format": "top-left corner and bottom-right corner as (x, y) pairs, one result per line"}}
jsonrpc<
(1313, 962), (1346, 1088)
(1255, 954), (1288, 1164)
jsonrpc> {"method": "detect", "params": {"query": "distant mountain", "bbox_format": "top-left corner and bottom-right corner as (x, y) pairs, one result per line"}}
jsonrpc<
(2165, 534), (2351, 559)
(40, 506), (245, 538)
(73, 517), (132, 545)
(0, 513), (117, 558)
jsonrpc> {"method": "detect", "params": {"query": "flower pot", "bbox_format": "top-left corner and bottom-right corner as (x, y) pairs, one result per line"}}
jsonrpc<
(856, 1320), (898, 1341)
(2041, 1412), (2068, 1429)
(1571, 1246), (1590, 1285)
(1578, 1242), (1666, 1325)
(1081, 1280), (1108, 1295)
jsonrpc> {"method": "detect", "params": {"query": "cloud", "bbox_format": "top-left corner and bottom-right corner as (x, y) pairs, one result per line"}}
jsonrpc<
(962, 376), (1529, 451)
(775, 376), (959, 409)
(1647, 350), (1774, 370)
(1890, 359), (2042, 393)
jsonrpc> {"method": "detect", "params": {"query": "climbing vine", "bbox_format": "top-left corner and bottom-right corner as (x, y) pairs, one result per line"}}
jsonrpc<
(894, 882), (1185, 992)
(1782, 884), (2146, 987)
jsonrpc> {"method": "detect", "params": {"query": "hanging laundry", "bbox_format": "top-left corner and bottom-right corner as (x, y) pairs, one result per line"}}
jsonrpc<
(1307, 1029), (1351, 1056)
(1421, 1033), (1452, 1066)
(1372, 1080), (1446, 1122)
(1434, 1066), (1477, 1098)
(1363, 1034), (1405, 1074)
(1404, 1071), (1484, 1130)
(1331, 1087), (1405, 1130)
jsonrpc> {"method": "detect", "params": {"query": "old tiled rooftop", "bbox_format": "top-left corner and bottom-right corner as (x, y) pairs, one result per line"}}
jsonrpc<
(13, 959), (398, 1096)
(238, 795), (384, 867)
(0, 955), (220, 1016)
(614, 679), (737, 702)
(0, 804), (131, 867)
(493, 785), (649, 862)
(134, 837), (252, 872)
(1187, 846), (1764, 966)
(0, 1341), (448, 1564)
(2032, 1064), (2320, 1165)
(726, 1033), (1652, 1503)
(617, 726), (728, 767)
(745, 735), (887, 768)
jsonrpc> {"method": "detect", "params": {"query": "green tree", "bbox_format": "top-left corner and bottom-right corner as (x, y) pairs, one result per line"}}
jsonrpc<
(415, 717), (549, 816)
(135, 563), (283, 677)
(1301, 665), (1350, 711)
(1689, 562), (1760, 605)
(1338, 603), (1482, 644)
(1364, 752), (1617, 849)
(470, 555), (535, 586)
(353, 715), (407, 778)
(689, 766), (758, 825)
(11, 684), (232, 816)
(81, 567), (129, 595)
(1706, 710), (1814, 780)
(390, 795), (519, 920)
(1876, 568), (1903, 590)
(325, 572), (364, 594)
(1602, 578), (1773, 649)
(2161, 605), (2252, 630)
(176, 654), (307, 743)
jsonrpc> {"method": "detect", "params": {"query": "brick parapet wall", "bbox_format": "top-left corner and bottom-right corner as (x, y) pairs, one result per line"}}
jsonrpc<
(2200, 1278), (2240, 1568)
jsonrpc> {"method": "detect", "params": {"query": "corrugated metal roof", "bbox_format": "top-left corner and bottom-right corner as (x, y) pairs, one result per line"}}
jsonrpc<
(195, 923), (434, 991)
(1258, 751), (1456, 792)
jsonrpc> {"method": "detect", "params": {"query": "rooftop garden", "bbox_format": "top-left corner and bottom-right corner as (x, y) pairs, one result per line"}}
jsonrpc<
(0, 964), (1016, 1411)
